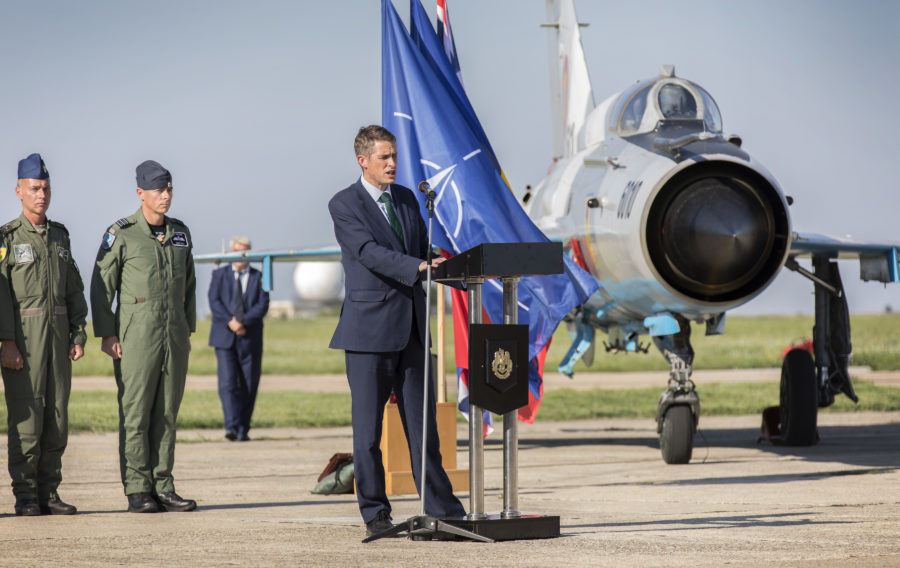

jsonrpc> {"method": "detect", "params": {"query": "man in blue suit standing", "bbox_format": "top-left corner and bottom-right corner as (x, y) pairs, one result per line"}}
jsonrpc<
(329, 125), (466, 537)
(208, 236), (269, 442)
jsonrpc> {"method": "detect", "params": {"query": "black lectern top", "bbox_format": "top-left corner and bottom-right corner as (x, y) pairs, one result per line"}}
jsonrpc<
(433, 242), (564, 282)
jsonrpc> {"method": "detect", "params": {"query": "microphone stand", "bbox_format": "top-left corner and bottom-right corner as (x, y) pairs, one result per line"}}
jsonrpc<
(364, 184), (491, 544)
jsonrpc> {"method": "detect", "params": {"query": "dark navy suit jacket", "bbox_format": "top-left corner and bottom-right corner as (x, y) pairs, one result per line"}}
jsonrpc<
(328, 181), (428, 352)
(208, 265), (269, 350)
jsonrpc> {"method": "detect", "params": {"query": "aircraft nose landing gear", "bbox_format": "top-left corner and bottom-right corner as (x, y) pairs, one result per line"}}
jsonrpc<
(656, 353), (700, 464)
(651, 315), (700, 464)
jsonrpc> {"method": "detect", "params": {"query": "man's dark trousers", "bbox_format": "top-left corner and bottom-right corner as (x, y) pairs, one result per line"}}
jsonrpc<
(215, 331), (262, 436)
(345, 328), (464, 524)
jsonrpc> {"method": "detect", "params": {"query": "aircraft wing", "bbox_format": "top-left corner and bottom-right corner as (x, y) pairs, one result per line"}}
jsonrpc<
(790, 233), (899, 283)
(193, 246), (341, 291)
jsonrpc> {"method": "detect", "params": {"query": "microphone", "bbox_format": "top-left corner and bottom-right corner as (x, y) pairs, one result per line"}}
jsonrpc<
(418, 180), (436, 212)
(418, 180), (436, 197)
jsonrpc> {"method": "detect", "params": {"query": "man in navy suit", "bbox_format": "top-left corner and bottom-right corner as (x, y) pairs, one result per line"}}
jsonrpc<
(328, 125), (465, 537)
(208, 236), (269, 441)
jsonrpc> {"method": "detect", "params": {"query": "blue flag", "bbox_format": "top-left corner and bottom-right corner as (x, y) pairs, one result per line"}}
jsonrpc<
(381, 0), (599, 413)
(408, 0), (503, 177)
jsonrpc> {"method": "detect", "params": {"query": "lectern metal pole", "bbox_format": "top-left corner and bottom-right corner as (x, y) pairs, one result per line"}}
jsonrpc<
(501, 277), (522, 519)
(466, 277), (486, 520)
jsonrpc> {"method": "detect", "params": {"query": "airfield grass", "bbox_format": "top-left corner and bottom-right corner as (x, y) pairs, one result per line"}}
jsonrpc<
(4, 312), (896, 434)
(72, 311), (900, 376)
(1, 379), (897, 434)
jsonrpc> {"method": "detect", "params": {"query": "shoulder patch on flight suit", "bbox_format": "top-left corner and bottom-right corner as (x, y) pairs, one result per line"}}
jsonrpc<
(102, 228), (117, 250)
(170, 232), (189, 247)
(57, 246), (70, 262)
(115, 218), (133, 228)
(1, 222), (16, 235)
(0, 247), (6, 265)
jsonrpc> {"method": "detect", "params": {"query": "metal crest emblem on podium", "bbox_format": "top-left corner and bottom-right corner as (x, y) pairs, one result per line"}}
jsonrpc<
(491, 348), (512, 380)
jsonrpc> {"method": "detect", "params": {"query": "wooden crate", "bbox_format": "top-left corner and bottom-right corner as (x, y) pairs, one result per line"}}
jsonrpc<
(379, 401), (469, 495)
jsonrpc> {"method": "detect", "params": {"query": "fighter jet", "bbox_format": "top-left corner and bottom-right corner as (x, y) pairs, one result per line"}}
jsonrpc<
(527, 0), (900, 463)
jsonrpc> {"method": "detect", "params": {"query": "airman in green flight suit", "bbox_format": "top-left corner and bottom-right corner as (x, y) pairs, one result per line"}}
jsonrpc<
(0, 153), (87, 516)
(90, 160), (197, 514)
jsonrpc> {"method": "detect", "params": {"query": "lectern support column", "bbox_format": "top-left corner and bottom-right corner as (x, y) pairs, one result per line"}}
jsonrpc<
(466, 277), (487, 520)
(501, 277), (522, 519)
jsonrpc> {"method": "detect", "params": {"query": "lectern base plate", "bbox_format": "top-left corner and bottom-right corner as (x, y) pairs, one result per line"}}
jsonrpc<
(441, 514), (560, 541)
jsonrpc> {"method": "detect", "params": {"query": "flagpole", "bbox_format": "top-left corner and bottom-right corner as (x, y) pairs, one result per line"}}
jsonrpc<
(437, 283), (446, 403)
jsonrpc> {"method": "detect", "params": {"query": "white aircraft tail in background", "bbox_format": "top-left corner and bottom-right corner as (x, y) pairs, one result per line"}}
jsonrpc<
(543, 0), (595, 161)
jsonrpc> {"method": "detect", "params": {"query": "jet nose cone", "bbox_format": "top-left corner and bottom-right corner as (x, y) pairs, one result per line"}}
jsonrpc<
(660, 177), (775, 292)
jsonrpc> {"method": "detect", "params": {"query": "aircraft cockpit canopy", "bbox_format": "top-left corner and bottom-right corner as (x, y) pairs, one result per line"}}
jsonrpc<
(612, 74), (723, 136)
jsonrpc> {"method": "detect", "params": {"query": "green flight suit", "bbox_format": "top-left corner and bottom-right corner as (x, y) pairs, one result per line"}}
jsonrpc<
(0, 214), (87, 500)
(90, 208), (196, 495)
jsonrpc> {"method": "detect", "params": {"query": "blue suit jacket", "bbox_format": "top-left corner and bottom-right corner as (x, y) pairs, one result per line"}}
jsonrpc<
(328, 181), (428, 352)
(208, 265), (269, 350)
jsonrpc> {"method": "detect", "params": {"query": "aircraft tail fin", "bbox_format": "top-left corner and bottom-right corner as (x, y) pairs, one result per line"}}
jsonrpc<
(544, 0), (595, 160)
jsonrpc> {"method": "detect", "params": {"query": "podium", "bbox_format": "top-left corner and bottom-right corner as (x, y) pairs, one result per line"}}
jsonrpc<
(433, 242), (562, 541)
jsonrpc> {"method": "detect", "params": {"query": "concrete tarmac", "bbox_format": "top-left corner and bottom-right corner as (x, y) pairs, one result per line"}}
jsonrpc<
(1, 407), (898, 566)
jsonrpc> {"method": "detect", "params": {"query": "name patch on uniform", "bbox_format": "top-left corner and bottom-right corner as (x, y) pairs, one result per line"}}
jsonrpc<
(14, 243), (34, 264)
(171, 232), (189, 247)
(58, 247), (70, 262)
(102, 231), (117, 250)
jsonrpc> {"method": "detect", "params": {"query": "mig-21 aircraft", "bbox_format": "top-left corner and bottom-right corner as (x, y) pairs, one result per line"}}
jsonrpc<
(524, 0), (899, 463)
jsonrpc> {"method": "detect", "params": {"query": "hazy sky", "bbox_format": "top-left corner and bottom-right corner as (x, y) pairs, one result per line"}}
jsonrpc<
(2, 0), (898, 317)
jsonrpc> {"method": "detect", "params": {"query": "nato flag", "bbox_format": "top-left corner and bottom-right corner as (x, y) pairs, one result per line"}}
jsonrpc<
(381, 0), (599, 418)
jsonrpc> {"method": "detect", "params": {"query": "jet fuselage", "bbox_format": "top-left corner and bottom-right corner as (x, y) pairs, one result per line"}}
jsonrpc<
(525, 72), (792, 334)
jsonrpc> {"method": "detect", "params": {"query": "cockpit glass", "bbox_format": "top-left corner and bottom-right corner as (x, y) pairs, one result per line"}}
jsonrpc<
(698, 87), (723, 133)
(619, 84), (652, 132)
(658, 84), (697, 119)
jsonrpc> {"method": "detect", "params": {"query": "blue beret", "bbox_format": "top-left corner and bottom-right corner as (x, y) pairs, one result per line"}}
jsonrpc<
(17, 153), (49, 180)
(136, 160), (172, 190)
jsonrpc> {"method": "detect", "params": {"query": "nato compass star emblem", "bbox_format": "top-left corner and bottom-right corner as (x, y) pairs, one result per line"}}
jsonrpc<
(419, 148), (482, 253)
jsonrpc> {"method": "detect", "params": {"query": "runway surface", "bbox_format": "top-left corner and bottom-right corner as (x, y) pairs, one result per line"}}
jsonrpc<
(0, 404), (897, 566)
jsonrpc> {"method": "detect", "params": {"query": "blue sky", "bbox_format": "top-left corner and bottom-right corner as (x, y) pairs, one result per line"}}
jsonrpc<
(1, 0), (898, 316)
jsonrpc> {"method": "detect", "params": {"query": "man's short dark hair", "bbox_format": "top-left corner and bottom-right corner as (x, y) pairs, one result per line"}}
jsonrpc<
(354, 125), (396, 158)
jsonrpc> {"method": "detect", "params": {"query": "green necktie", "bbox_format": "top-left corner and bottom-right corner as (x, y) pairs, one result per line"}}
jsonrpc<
(379, 192), (404, 245)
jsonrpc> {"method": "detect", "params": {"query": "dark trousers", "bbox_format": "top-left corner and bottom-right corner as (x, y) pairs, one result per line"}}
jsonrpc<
(345, 330), (465, 524)
(215, 336), (262, 436)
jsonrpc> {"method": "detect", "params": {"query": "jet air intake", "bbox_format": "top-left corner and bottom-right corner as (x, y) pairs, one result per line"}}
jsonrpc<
(646, 162), (790, 303)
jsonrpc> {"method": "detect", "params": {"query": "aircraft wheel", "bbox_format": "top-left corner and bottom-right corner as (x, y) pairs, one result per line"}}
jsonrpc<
(780, 349), (818, 445)
(660, 405), (694, 464)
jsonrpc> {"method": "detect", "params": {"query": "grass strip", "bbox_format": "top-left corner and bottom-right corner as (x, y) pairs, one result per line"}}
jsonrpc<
(71, 313), (900, 377)
(2, 381), (897, 434)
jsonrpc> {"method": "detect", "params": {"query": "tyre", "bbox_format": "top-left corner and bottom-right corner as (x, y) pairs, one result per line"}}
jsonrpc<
(660, 405), (694, 464)
(780, 349), (818, 446)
